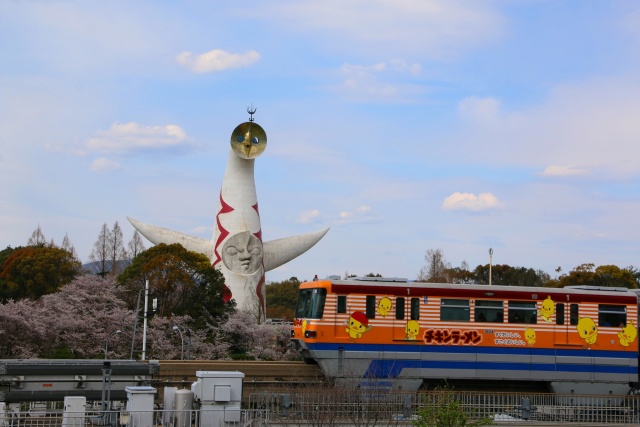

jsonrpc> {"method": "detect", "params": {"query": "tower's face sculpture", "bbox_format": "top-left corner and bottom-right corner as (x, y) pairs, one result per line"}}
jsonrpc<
(230, 121), (267, 159)
(222, 230), (263, 274)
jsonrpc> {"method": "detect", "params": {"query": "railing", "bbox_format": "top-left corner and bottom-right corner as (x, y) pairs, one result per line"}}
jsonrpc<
(248, 389), (640, 425)
(0, 408), (269, 427)
(1, 391), (639, 426)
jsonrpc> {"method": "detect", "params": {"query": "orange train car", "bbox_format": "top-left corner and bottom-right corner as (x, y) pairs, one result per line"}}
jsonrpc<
(290, 277), (639, 394)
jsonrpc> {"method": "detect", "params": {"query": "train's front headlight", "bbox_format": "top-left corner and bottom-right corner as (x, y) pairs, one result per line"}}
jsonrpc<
(304, 330), (317, 339)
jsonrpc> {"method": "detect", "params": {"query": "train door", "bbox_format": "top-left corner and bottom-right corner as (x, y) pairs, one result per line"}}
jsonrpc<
(335, 295), (349, 339)
(392, 297), (421, 341)
(393, 297), (407, 340)
(554, 302), (581, 345)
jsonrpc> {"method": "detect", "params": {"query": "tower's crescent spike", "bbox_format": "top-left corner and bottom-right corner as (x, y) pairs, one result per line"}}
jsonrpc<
(127, 217), (214, 259)
(263, 228), (330, 272)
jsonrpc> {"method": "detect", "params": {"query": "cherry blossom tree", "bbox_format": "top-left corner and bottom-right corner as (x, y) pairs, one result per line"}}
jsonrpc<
(219, 310), (296, 360)
(40, 275), (135, 358)
(0, 298), (46, 358)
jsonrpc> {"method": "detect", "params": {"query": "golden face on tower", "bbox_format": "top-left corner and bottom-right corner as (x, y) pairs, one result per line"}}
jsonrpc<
(230, 121), (267, 159)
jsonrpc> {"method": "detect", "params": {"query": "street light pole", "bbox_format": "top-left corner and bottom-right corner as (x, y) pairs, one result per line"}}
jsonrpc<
(104, 330), (122, 359)
(489, 248), (493, 286)
(172, 325), (184, 360)
(184, 327), (192, 360)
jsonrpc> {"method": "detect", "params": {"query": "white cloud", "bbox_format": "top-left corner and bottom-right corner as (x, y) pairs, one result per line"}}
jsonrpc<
(270, 0), (504, 60)
(338, 61), (427, 100)
(453, 77), (640, 176)
(442, 192), (503, 211)
(336, 205), (376, 224)
(540, 165), (591, 177)
(296, 209), (321, 224)
(90, 157), (120, 172)
(389, 59), (422, 76)
(85, 122), (191, 155)
(458, 96), (502, 124)
(176, 49), (260, 73)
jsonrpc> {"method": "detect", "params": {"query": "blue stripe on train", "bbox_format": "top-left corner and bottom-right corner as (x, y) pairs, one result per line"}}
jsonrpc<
(363, 360), (636, 379)
(308, 342), (637, 359)
(305, 343), (638, 378)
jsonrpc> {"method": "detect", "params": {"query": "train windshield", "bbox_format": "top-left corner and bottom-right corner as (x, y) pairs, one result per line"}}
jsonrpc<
(295, 288), (327, 319)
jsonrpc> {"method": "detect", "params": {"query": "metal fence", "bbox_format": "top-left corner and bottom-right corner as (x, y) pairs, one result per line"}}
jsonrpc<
(0, 408), (270, 427)
(248, 389), (640, 425)
(1, 391), (640, 426)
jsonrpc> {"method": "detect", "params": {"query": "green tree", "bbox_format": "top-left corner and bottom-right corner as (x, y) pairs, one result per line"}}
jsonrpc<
(547, 263), (637, 289)
(446, 267), (476, 284)
(413, 386), (493, 427)
(117, 243), (231, 326)
(0, 246), (81, 300)
(474, 264), (550, 287)
(627, 266), (640, 287)
(266, 277), (300, 321)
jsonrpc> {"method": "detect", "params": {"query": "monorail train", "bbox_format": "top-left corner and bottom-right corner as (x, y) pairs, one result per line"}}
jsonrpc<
(289, 277), (639, 395)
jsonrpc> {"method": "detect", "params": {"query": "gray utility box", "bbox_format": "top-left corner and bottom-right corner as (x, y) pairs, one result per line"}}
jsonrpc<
(191, 371), (244, 427)
(124, 386), (156, 427)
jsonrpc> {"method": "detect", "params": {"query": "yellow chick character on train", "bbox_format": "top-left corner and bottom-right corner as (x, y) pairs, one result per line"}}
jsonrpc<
(524, 327), (536, 345)
(377, 297), (392, 317)
(538, 296), (555, 323)
(577, 317), (598, 345)
(618, 322), (637, 347)
(345, 311), (373, 339)
(405, 320), (420, 340)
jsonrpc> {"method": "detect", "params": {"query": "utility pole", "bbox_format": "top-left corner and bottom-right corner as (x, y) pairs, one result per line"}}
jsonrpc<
(141, 280), (149, 361)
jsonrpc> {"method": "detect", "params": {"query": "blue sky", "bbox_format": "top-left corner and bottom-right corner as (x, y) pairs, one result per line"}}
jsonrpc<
(2, 1), (640, 283)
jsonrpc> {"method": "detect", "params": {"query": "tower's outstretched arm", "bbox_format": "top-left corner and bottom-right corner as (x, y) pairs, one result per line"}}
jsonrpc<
(127, 217), (214, 259)
(128, 216), (328, 272)
(262, 228), (329, 271)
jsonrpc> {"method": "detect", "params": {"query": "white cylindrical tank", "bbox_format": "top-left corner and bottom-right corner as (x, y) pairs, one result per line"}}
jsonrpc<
(174, 389), (194, 427)
(162, 386), (177, 426)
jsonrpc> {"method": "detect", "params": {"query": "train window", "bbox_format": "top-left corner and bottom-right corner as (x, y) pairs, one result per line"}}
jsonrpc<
(570, 304), (579, 325)
(598, 305), (626, 327)
(440, 299), (470, 321)
(411, 298), (420, 320)
(556, 303), (565, 325)
(337, 296), (347, 313)
(294, 288), (327, 319)
(366, 295), (376, 319)
(508, 301), (537, 324)
(475, 300), (503, 323)
(396, 298), (405, 320)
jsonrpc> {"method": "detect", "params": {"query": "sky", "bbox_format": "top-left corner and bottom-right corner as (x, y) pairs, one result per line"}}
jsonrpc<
(2, 1), (640, 283)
